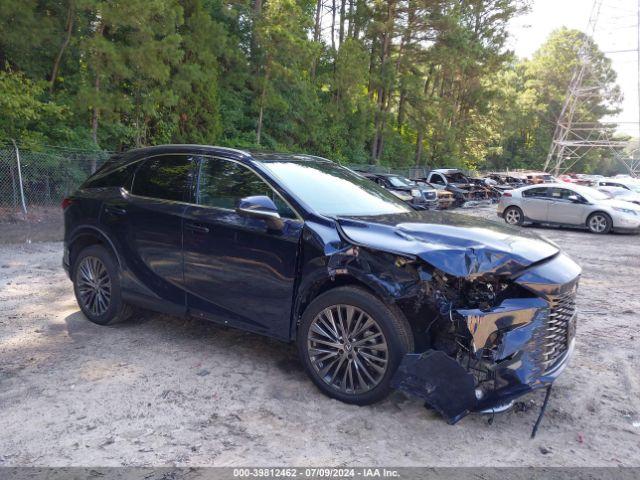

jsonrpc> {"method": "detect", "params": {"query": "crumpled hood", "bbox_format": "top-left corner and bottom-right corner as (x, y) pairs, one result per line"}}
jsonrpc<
(336, 210), (560, 278)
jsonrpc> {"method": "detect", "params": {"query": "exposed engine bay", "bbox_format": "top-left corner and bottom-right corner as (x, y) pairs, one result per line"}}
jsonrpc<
(389, 255), (579, 424)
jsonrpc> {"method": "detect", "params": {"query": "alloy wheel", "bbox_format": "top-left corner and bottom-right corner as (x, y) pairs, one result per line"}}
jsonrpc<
(307, 305), (389, 395)
(505, 208), (521, 225)
(589, 214), (608, 233)
(77, 256), (112, 316)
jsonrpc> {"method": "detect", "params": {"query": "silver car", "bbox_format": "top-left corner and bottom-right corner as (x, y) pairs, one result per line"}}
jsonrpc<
(497, 183), (640, 234)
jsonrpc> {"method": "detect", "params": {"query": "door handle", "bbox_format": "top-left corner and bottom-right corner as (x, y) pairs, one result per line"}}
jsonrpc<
(185, 222), (210, 234)
(105, 206), (127, 215)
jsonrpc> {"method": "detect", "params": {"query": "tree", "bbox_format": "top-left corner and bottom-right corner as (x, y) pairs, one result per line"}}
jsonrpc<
(488, 28), (622, 171)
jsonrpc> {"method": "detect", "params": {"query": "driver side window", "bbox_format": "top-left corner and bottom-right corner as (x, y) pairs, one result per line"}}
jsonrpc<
(549, 188), (582, 201)
(196, 157), (297, 219)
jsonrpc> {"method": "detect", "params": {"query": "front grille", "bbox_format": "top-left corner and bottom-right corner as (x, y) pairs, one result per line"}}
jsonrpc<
(540, 289), (577, 371)
(424, 191), (437, 200)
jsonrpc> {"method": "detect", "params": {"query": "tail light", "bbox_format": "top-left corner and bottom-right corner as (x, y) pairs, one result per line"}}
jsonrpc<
(502, 192), (512, 197)
(61, 198), (74, 210)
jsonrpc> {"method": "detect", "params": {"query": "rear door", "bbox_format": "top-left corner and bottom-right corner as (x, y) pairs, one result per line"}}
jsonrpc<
(182, 156), (303, 339)
(521, 187), (551, 221)
(102, 154), (194, 306)
(547, 187), (588, 225)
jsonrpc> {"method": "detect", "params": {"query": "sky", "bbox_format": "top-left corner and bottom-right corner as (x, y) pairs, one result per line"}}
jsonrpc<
(507, 0), (639, 138)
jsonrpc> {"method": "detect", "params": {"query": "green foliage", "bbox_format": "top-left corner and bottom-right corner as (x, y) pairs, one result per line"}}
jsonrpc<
(0, 0), (623, 173)
(0, 70), (66, 145)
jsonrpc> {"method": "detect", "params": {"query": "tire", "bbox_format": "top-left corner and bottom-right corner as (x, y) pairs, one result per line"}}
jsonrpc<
(587, 212), (612, 234)
(503, 206), (524, 226)
(72, 244), (133, 325)
(297, 286), (414, 405)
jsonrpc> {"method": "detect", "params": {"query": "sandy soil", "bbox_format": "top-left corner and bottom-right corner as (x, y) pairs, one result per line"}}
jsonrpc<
(0, 206), (639, 467)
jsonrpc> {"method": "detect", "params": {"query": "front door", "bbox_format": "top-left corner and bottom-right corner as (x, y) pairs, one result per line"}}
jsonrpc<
(547, 187), (587, 225)
(182, 156), (303, 339)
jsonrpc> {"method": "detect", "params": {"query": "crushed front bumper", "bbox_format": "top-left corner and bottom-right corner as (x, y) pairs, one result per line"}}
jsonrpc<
(392, 253), (580, 424)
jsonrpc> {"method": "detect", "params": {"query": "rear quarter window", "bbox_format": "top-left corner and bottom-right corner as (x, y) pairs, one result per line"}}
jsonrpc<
(84, 161), (139, 190)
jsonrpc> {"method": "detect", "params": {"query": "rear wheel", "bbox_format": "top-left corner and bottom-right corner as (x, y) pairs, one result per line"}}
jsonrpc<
(504, 206), (524, 226)
(73, 245), (132, 325)
(297, 286), (414, 405)
(587, 212), (612, 234)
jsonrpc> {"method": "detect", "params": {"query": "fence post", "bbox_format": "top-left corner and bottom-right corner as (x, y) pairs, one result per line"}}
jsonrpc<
(11, 139), (27, 216)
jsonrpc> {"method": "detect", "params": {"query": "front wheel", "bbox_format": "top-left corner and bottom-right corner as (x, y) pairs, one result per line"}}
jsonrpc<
(73, 245), (133, 325)
(297, 286), (414, 405)
(587, 212), (612, 234)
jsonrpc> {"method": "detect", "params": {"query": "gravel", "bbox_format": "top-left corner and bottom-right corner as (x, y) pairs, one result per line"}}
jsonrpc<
(0, 206), (639, 466)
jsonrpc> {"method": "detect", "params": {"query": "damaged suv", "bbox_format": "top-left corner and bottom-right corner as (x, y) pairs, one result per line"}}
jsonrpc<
(63, 146), (580, 423)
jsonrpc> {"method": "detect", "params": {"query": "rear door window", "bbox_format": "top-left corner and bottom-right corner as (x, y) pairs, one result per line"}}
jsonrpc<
(523, 187), (549, 198)
(131, 155), (194, 202)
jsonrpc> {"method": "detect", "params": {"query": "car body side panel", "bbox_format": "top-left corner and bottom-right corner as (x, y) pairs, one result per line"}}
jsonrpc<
(547, 199), (588, 225)
(183, 205), (303, 340)
(100, 192), (187, 306)
(521, 197), (550, 221)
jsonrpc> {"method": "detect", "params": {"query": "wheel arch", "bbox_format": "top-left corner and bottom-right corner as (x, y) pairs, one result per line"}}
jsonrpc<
(68, 226), (121, 273)
(293, 274), (380, 337)
(292, 270), (417, 349)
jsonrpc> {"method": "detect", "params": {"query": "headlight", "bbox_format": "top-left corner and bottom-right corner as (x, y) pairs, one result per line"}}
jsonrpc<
(613, 207), (638, 216)
(411, 189), (421, 198)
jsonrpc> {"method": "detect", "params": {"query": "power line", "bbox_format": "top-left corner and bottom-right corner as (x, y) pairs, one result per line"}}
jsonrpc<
(544, 0), (638, 176)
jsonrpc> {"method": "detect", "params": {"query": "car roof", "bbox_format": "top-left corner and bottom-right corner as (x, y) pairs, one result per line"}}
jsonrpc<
(109, 144), (335, 166)
(521, 183), (571, 189)
(432, 168), (462, 174)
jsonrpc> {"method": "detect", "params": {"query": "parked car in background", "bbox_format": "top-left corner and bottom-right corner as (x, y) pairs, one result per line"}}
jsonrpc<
(558, 174), (591, 186)
(604, 188), (640, 206)
(423, 169), (497, 206)
(498, 183), (640, 234)
(595, 178), (640, 195)
(427, 185), (456, 209)
(63, 145), (580, 423)
(358, 172), (439, 209)
(484, 173), (526, 190)
(357, 172), (417, 204)
(525, 172), (556, 184)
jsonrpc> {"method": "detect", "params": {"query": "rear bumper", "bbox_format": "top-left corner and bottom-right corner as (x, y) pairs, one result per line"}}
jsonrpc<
(62, 243), (71, 278)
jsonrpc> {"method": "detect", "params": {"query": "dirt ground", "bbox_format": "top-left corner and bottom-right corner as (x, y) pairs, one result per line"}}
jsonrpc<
(0, 205), (639, 467)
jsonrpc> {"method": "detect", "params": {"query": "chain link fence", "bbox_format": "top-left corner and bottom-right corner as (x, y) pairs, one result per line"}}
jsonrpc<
(0, 144), (109, 219)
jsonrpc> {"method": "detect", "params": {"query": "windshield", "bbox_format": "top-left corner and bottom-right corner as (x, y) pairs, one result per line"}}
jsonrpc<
(444, 172), (468, 183)
(258, 161), (412, 216)
(572, 185), (610, 201)
(387, 176), (415, 188)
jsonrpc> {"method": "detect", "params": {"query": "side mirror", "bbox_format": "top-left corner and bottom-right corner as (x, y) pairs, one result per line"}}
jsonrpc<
(567, 194), (581, 203)
(236, 195), (284, 230)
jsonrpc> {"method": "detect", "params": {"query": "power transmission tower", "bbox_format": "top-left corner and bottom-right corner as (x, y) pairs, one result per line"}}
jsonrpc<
(544, 0), (628, 176)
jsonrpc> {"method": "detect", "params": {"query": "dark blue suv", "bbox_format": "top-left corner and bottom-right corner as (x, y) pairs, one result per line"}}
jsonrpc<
(63, 145), (580, 423)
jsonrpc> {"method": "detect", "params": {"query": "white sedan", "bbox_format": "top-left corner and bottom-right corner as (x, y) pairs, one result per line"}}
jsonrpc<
(497, 183), (640, 234)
